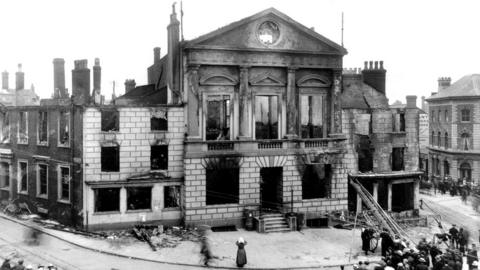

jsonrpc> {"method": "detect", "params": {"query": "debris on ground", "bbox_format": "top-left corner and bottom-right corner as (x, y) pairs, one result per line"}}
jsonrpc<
(131, 225), (201, 250)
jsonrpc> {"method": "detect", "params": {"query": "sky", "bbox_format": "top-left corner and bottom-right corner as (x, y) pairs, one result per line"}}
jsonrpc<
(1, 0), (480, 105)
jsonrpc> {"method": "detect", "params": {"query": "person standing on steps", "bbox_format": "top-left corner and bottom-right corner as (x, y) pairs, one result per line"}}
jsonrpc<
(236, 237), (248, 267)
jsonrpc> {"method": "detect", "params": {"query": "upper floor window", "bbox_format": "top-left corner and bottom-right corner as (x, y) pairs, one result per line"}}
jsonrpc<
(300, 95), (324, 138)
(431, 111), (435, 122)
(101, 146), (119, 172)
(151, 145), (168, 170)
(437, 131), (441, 147)
(0, 111), (9, 143)
(461, 109), (471, 122)
(392, 147), (405, 171)
(392, 112), (405, 132)
(18, 111), (28, 144)
(255, 95), (278, 140)
(38, 111), (48, 145)
(206, 95), (230, 140)
(445, 110), (449, 122)
(151, 110), (168, 131)
(444, 132), (449, 148)
(101, 109), (119, 132)
(18, 161), (28, 193)
(58, 166), (70, 202)
(461, 133), (471, 151)
(58, 111), (70, 147)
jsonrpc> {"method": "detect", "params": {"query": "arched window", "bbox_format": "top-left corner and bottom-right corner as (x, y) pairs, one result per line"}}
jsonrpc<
(443, 160), (449, 176)
(444, 132), (449, 148)
(461, 133), (470, 150)
(445, 110), (449, 122)
(460, 162), (471, 181)
(437, 132), (442, 147)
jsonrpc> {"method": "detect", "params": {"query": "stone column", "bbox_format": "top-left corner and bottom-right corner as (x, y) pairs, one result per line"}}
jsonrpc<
(238, 66), (250, 139)
(387, 183), (392, 211)
(286, 67), (298, 138)
(187, 65), (200, 139)
(120, 187), (127, 214)
(331, 69), (343, 135)
(373, 182), (379, 203)
(413, 181), (420, 209)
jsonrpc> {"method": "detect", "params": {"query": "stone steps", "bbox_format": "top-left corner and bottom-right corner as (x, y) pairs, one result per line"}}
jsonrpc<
(261, 213), (290, 233)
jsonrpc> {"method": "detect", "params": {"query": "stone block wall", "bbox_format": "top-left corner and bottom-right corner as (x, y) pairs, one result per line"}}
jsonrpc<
(404, 107), (419, 171)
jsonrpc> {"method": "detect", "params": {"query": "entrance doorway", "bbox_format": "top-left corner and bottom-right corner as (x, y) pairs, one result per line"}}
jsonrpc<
(260, 167), (283, 211)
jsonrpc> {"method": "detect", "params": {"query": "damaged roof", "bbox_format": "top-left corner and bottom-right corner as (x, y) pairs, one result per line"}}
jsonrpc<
(341, 76), (389, 109)
(427, 74), (480, 100)
(115, 84), (167, 105)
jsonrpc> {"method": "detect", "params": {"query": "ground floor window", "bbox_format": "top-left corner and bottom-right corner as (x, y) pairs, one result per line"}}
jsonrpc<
(391, 147), (405, 171)
(0, 162), (9, 188)
(302, 164), (331, 199)
(459, 162), (471, 181)
(391, 182), (414, 212)
(37, 164), (48, 196)
(443, 160), (450, 176)
(18, 161), (28, 192)
(94, 188), (120, 212)
(127, 187), (152, 210)
(206, 168), (239, 205)
(151, 145), (168, 170)
(58, 166), (70, 201)
(164, 185), (180, 208)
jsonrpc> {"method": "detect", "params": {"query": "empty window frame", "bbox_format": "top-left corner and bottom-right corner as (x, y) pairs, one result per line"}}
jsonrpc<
(443, 160), (450, 176)
(58, 166), (70, 202)
(151, 110), (168, 131)
(444, 133), (449, 148)
(206, 95), (230, 140)
(127, 186), (152, 211)
(18, 161), (28, 193)
(37, 163), (48, 197)
(437, 132), (441, 147)
(101, 109), (119, 132)
(434, 158), (440, 175)
(255, 95), (278, 139)
(164, 185), (180, 208)
(0, 162), (9, 189)
(391, 147), (405, 171)
(94, 188), (120, 212)
(101, 146), (119, 172)
(58, 111), (70, 146)
(461, 133), (471, 151)
(300, 95), (324, 138)
(18, 111), (28, 144)
(459, 163), (472, 181)
(0, 111), (10, 143)
(461, 109), (470, 122)
(38, 111), (48, 145)
(302, 164), (331, 199)
(206, 168), (239, 205)
(151, 145), (168, 170)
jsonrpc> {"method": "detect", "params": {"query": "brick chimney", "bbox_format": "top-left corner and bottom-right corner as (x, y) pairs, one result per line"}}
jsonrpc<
(167, 4), (180, 103)
(124, 79), (136, 94)
(154, 47), (161, 64)
(362, 60), (386, 95)
(15, 64), (24, 90)
(72, 59), (91, 105)
(1, 71), (8, 90)
(406, 95), (417, 109)
(53, 58), (66, 98)
(438, 77), (451, 91)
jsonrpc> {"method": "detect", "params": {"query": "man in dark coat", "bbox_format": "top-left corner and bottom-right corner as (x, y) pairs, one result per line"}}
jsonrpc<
(12, 260), (25, 270)
(416, 258), (429, 270)
(1, 258), (11, 270)
(361, 228), (371, 255)
(449, 225), (459, 248)
(380, 230), (393, 257)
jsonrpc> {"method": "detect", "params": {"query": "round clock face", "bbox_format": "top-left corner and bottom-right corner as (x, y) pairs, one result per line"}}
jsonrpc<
(257, 21), (280, 45)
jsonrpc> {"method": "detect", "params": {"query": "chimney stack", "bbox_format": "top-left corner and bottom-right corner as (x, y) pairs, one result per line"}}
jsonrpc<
(93, 58), (101, 91)
(1, 71), (8, 90)
(124, 79), (136, 93)
(154, 47), (161, 64)
(362, 60), (386, 95)
(72, 59), (91, 105)
(53, 58), (66, 98)
(438, 77), (451, 91)
(167, 4), (180, 104)
(406, 95), (417, 109)
(15, 64), (24, 90)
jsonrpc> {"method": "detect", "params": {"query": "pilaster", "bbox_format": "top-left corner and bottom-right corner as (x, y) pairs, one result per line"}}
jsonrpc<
(187, 65), (201, 139)
(330, 69), (343, 136)
(238, 66), (251, 139)
(286, 67), (298, 138)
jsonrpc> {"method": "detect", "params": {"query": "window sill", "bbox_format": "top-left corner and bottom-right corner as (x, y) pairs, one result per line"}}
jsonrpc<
(57, 143), (70, 148)
(0, 187), (10, 191)
(100, 131), (119, 134)
(36, 194), (48, 199)
(163, 207), (180, 211)
(93, 211), (121, 216)
(151, 130), (168, 133)
(37, 142), (49, 147)
(18, 191), (28, 195)
(57, 199), (71, 205)
(204, 203), (239, 208)
(17, 142), (29, 145)
(301, 197), (331, 202)
(126, 209), (152, 213)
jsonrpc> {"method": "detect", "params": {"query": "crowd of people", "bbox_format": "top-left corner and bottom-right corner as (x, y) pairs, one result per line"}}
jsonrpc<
(1, 258), (57, 270)
(432, 177), (474, 203)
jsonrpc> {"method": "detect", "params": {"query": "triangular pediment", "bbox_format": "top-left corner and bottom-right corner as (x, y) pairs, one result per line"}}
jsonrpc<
(250, 73), (285, 86)
(186, 8), (347, 55)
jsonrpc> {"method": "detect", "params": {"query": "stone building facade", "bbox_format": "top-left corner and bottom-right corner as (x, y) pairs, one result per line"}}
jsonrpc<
(427, 75), (480, 185)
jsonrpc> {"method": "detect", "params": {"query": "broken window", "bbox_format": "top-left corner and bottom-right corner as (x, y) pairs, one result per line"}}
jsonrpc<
(444, 133), (449, 148)
(302, 164), (331, 199)
(357, 135), (373, 172)
(391, 147), (405, 171)
(151, 145), (168, 170)
(58, 111), (70, 146)
(101, 109), (119, 132)
(0, 162), (9, 188)
(37, 163), (48, 196)
(0, 111), (10, 143)
(38, 111), (48, 145)
(94, 188), (120, 212)
(18, 161), (27, 192)
(399, 113), (405, 131)
(164, 185), (180, 208)
(461, 109), (470, 122)
(58, 166), (70, 201)
(101, 146), (119, 172)
(127, 186), (152, 210)
(206, 168), (239, 205)
(18, 111), (28, 144)
(255, 95), (278, 139)
(443, 160), (449, 176)
(461, 133), (470, 150)
(151, 110), (168, 131)
(392, 112), (405, 132)
(206, 95), (230, 140)
(391, 182), (414, 212)
(460, 163), (471, 181)
(301, 95), (324, 138)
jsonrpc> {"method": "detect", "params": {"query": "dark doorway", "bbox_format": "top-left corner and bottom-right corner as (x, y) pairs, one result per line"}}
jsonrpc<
(347, 178), (374, 212)
(392, 182), (414, 212)
(260, 167), (283, 211)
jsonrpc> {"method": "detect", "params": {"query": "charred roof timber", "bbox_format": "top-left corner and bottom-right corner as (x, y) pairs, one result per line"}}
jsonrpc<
(362, 60), (386, 95)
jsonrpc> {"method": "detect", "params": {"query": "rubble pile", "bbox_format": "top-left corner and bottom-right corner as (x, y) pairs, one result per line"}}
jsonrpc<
(132, 225), (200, 251)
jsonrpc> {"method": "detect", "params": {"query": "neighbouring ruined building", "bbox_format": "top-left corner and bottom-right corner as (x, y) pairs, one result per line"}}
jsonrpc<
(341, 63), (422, 217)
(0, 65), (40, 106)
(427, 75), (480, 185)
